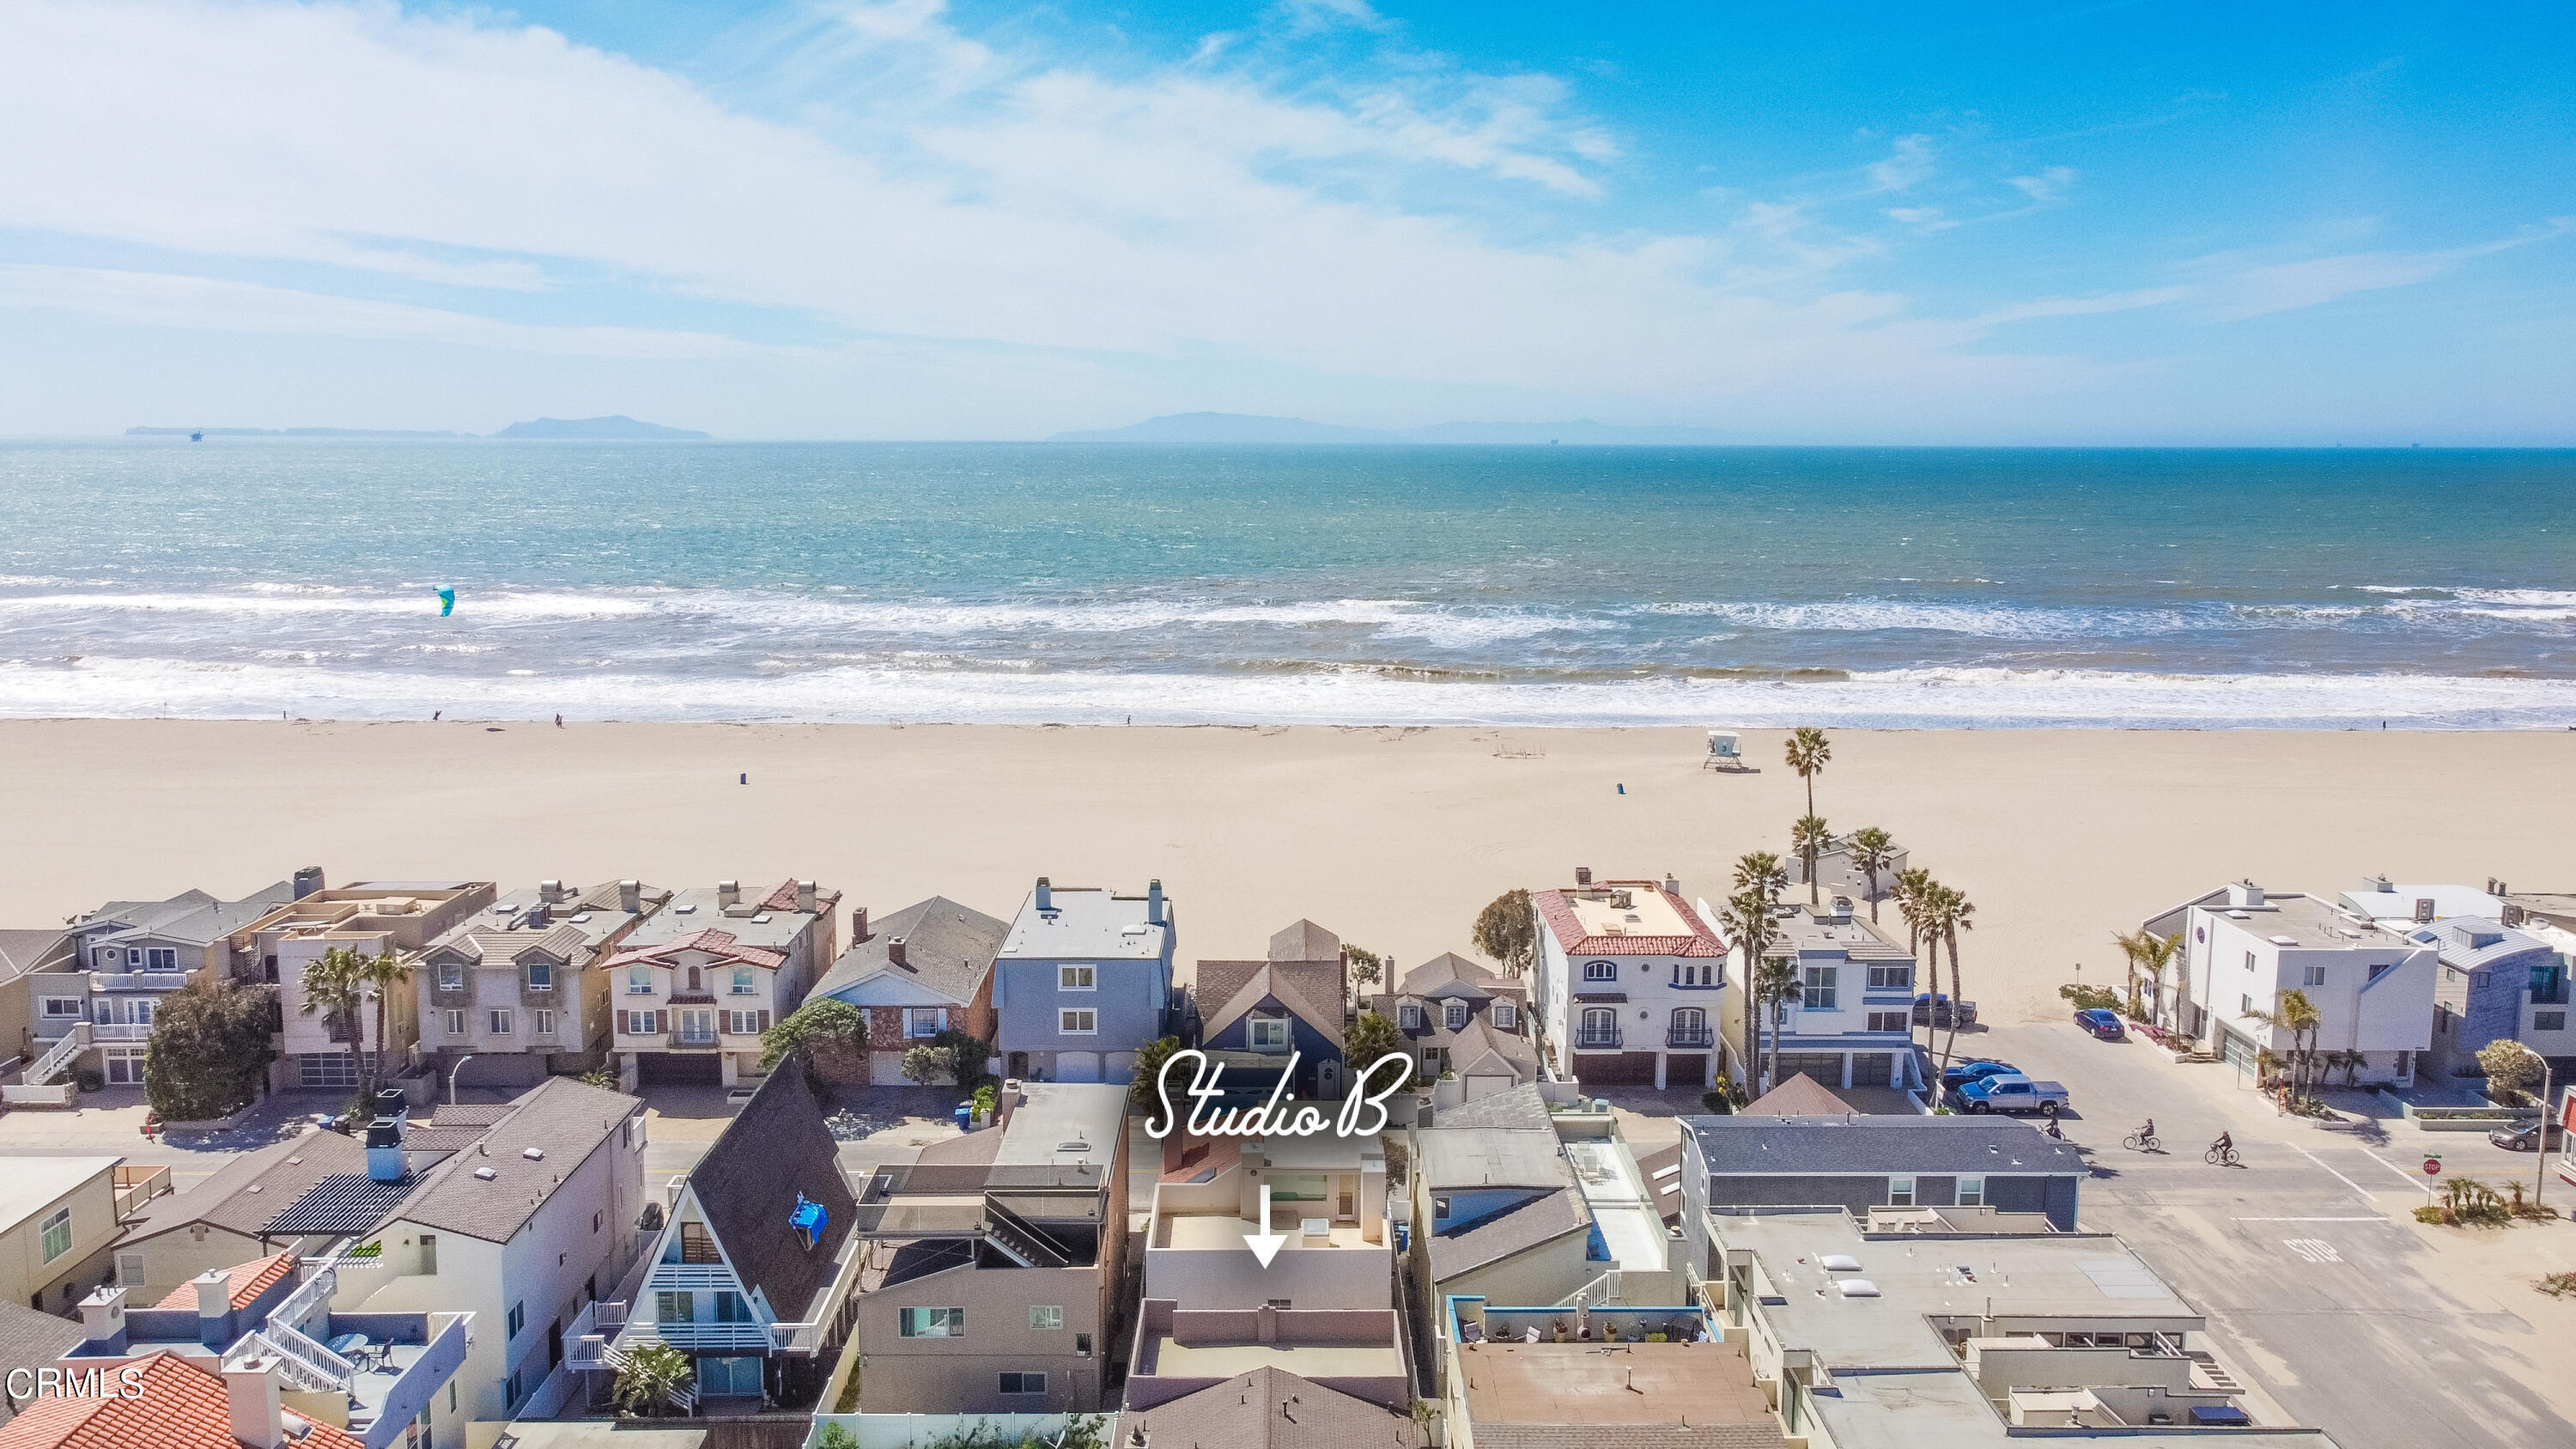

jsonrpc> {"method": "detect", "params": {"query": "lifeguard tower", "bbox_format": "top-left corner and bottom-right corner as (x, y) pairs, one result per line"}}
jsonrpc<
(1703, 729), (1747, 770)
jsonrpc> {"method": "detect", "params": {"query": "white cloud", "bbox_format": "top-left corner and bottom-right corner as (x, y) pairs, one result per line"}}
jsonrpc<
(2190, 219), (2573, 320)
(2008, 165), (2077, 204)
(1864, 135), (1936, 194)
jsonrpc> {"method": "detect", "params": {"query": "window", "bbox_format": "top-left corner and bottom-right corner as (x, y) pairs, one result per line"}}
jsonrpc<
(628, 967), (653, 995)
(533, 1009), (556, 1038)
(2301, 965), (2327, 987)
(2244, 951), (2256, 974)
(421, 1235), (437, 1274)
(657, 1290), (694, 1322)
(444, 1009), (466, 1037)
(2368, 963), (2392, 983)
(39, 1208), (70, 1263)
(1445, 1002), (1468, 1030)
(1432, 1196), (1451, 1220)
(144, 947), (178, 970)
(686, 965), (702, 991)
(437, 962), (463, 990)
(728, 1010), (766, 1036)
(489, 1009), (513, 1035)
(116, 1251), (146, 1287)
(998, 1373), (1046, 1395)
(447, 1381), (456, 1414)
(1802, 965), (1838, 1011)
(679, 1221), (721, 1263)
(899, 1307), (964, 1338)
(1583, 960), (1618, 982)
(730, 968), (755, 995)
(906, 1008), (943, 1038)
(1866, 1011), (1909, 1032)
(1030, 1306), (1064, 1331)
(1059, 1008), (1097, 1035)
(505, 1373), (521, 1410)
(2241, 994), (2253, 1014)
(1493, 1002), (1516, 1029)
(526, 959), (553, 992)
(627, 1010), (659, 1036)
(1670, 1007), (1707, 1044)
(2538, 1012), (2567, 1032)
(40, 996), (81, 1018)
(507, 1300), (526, 1339)
(1075, 1333), (1092, 1357)
(1674, 962), (1715, 987)
(1887, 1176), (1916, 1208)
(1250, 1018), (1290, 1049)
(1423, 1048), (1443, 1071)
(1868, 964), (1911, 990)
(1579, 1006), (1619, 1045)
(1957, 1175), (1985, 1208)
(714, 1292), (750, 1323)
(1060, 965), (1096, 990)
(1399, 1004), (1421, 1029)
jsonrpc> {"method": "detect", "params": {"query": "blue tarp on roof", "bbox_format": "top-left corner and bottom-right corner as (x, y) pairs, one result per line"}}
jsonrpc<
(790, 1193), (826, 1238)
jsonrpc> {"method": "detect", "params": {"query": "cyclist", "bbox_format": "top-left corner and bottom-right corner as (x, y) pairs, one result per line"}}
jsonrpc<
(2137, 1117), (2155, 1146)
(2211, 1130), (2233, 1162)
(2044, 1116), (2063, 1141)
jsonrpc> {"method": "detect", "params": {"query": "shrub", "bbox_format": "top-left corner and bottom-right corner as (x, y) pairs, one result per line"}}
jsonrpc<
(762, 999), (867, 1072)
(1702, 1090), (1734, 1115)
(145, 981), (278, 1121)
(2536, 1271), (2576, 1298)
(2058, 983), (2121, 1012)
(2414, 1204), (2450, 1225)
(901, 1027), (994, 1093)
(817, 1422), (859, 1449)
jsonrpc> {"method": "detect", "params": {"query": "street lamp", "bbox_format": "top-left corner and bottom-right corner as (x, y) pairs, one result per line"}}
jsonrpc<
(449, 1053), (477, 1106)
(2538, 1063), (2558, 1212)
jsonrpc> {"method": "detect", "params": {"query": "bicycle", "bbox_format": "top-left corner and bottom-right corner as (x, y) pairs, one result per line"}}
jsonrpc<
(2122, 1130), (2160, 1153)
(2205, 1143), (2240, 1166)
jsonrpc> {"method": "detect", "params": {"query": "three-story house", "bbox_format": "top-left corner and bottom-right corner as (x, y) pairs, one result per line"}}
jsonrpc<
(1531, 872), (1728, 1090)
(416, 880), (672, 1087)
(611, 879), (840, 1087)
(992, 879), (1174, 1086)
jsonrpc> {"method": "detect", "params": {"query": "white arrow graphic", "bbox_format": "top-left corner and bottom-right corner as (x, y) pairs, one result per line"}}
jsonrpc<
(1243, 1183), (1287, 1268)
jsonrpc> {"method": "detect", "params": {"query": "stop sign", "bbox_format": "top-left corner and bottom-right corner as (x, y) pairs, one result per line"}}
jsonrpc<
(2422, 1157), (2442, 1176)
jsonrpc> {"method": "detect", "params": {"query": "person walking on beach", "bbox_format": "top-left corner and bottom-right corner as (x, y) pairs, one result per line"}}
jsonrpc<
(555, 714), (563, 728)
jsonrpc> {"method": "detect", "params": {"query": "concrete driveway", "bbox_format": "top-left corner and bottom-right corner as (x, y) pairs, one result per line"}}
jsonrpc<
(1973, 1014), (2576, 1449)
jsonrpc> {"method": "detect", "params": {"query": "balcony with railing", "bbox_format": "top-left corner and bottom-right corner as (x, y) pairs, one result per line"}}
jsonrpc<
(1576, 1025), (1625, 1050)
(113, 1165), (173, 1218)
(90, 1020), (154, 1042)
(90, 970), (197, 993)
(1665, 1024), (1716, 1050)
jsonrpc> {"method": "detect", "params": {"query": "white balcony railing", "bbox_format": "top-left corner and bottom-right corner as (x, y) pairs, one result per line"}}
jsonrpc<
(90, 971), (195, 993)
(90, 1022), (153, 1042)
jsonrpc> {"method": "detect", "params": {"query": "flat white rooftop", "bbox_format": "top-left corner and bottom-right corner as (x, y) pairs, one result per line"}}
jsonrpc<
(1563, 887), (1696, 941)
(1000, 885), (1171, 961)
(0, 1156), (116, 1231)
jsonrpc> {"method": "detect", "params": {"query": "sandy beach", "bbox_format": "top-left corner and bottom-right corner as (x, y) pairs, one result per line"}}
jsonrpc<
(3, 720), (2567, 1018)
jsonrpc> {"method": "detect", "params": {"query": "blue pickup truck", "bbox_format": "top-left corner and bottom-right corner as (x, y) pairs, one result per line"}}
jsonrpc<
(1953, 1074), (2069, 1117)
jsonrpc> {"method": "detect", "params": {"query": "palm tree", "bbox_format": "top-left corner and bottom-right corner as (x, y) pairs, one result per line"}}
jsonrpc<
(611, 1341), (695, 1417)
(298, 947), (368, 1103)
(1846, 827), (1896, 922)
(1892, 868), (1935, 1054)
(1719, 888), (1779, 1096)
(2131, 930), (2183, 1027)
(1790, 815), (1833, 908)
(1733, 850), (1787, 902)
(1755, 954), (1801, 1095)
(1784, 726), (1831, 822)
(355, 948), (410, 1102)
(2246, 989), (2323, 1100)
(1936, 885), (1976, 1075)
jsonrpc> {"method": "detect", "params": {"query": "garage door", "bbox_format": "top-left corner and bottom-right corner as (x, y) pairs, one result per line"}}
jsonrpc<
(1664, 1054), (1707, 1087)
(1848, 1053), (1894, 1087)
(2219, 1028), (2257, 1074)
(872, 1050), (920, 1087)
(1573, 1050), (1658, 1086)
(1054, 1051), (1102, 1083)
(1773, 1053), (1844, 1087)
(639, 1053), (723, 1087)
(1104, 1051), (1138, 1086)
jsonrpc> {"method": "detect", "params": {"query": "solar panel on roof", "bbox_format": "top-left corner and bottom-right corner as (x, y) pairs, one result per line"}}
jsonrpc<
(263, 1174), (415, 1236)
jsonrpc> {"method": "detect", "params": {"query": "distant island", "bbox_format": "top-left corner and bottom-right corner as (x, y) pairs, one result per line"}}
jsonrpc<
(493, 415), (711, 440)
(127, 415), (711, 441)
(1048, 411), (1735, 445)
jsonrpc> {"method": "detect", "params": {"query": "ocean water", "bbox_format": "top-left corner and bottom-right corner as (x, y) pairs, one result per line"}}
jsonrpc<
(2, 440), (2571, 728)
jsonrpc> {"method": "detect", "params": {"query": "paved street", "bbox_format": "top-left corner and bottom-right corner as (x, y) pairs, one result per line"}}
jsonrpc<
(1967, 1016), (2576, 1449)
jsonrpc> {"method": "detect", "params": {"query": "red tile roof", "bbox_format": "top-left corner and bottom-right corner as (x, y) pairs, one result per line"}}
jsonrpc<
(603, 928), (785, 971)
(757, 879), (803, 912)
(0, 1352), (365, 1449)
(1535, 885), (1726, 959)
(151, 1251), (295, 1311)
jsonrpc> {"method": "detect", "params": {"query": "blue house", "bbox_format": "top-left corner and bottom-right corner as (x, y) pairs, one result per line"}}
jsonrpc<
(2419, 914), (2569, 1081)
(1192, 946), (1348, 1102)
(993, 878), (1176, 1085)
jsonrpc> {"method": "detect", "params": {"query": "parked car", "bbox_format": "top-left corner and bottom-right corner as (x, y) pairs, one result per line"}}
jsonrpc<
(1954, 1074), (2069, 1116)
(2489, 1120), (2564, 1152)
(1915, 993), (1978, 1027)
(1941, 1059), (2020, 1090)
(2073, 1008), (2126, 1040)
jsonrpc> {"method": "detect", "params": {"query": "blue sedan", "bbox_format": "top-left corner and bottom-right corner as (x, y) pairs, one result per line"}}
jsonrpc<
(2074, 1008), (2127, 1040)
(1941, 1059), (2019, 1090)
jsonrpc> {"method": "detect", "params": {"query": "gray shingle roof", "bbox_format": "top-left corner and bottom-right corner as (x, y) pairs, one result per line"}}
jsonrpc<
(811, 896), (1007, 1005)
(1431, 1083), (1552, 1131)
(393, 1078), (642, 1243)
(1395, 953), (1510, 1000)
(684, 1069), (858, 1322)
(1425, 1186), (1589, 1282)
(1682, 1115), (2086, 1177)
(0, 1301), (87, 1409)
(1268, 919), (1344, 965)
(74, 881), (295, 947)
(1115, 1367), (1416, 1449)
(0, 930), (70, 986)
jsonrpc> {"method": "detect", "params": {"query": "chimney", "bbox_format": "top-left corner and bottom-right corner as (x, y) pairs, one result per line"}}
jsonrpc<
(192, 1268), (234, 1347)
(718, 880), (740, 907)
(851, 905), (871, 942)
(2226, 880), (2263, 910)
(366, 1117), (408, 1183)
(224, 1357), (287, 1449)
(2363, 874), (2394, 893)
(797, 880), (817, 914)
(998, 1080), (1025, 1129)
(1147, 880), (1164, 926)
(78, 1285), (128, 1354)
(2414, 898), (2437, 924)
(620, 880), (641, 913)
(292, 866), (325, 900)
(1575, 866), (1593, 887)
(1036, 877), (1053, 912)
(2504, 903), (2527, 928)
(888, 936), (908, 967)
(2494, 880), (2509, 897)
(1664, 873), (1681, 897)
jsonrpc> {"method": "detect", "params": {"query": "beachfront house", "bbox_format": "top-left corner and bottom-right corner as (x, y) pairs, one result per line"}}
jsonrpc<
(607, 1071), (862, 1409)
(611, 879), (840, 1088)
(2408, 911), (2569, 1083)
(1191, 922), (1350, 1102)
(1722, 899), (1924, 1095)
(2170, 882), (2435, 1085)
(993, 879), (1175, 1086)
(806, 897), (1007, 1086)
(247, 881), (496, 1092)
(1529, 871), (1728, 1089)
(842, 1081), (1129, 1414)
(1370, 952), (1538, 1103)
(36, 878), (303, 1089)
(416, 880), (671, 1087)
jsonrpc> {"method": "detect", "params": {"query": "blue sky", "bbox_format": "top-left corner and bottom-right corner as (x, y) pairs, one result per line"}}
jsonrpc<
(0, 0), (2568, 441)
